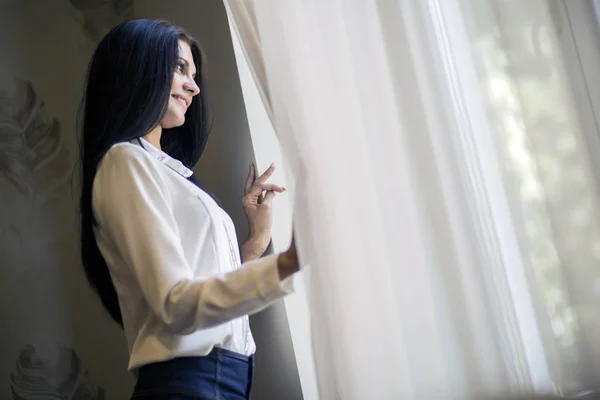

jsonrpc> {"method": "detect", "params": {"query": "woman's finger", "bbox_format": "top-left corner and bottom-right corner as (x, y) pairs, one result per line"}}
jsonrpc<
(257, 183), (285, 193)
(262, 190), (276, 205)
(256, 163), (276, 184)
(248, 164), (277, 196)
(245, 164), (255, 195)
(248, 183), (285, 203)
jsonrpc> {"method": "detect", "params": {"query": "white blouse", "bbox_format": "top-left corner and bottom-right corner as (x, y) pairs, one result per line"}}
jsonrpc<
(92, 138), (294, 371)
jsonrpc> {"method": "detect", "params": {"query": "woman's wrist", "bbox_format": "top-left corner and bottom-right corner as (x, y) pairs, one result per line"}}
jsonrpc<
(247, 227), (270, 241)
(241, 234), (270, 262)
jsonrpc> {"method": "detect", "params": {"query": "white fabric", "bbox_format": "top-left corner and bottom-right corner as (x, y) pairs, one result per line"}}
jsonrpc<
(92, 138), (293, 371)
(461, 0), (600, 391)
(224, 0), (600, 398)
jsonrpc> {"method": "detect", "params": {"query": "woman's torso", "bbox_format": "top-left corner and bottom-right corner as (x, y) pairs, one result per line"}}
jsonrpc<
(92, 139), (256, 371)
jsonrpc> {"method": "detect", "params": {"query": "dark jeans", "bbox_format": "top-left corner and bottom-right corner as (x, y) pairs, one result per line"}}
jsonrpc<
(131, 348), (254, 400)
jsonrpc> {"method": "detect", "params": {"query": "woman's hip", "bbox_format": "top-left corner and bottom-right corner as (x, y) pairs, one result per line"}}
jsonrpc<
(131, 348), (254, 400)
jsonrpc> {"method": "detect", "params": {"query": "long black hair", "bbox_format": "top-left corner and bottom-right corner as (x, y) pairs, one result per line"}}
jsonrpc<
(78, 19), (210, 326)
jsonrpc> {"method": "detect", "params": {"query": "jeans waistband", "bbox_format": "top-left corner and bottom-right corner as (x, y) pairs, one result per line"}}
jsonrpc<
(133, 347), (254, 399)
(212, 347), (252, 362)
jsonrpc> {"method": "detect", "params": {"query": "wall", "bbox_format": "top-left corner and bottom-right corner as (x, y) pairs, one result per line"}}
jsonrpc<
(227, 16), (319, 399)
(0, 0), (302, 398)
(0, 0), (134, 398)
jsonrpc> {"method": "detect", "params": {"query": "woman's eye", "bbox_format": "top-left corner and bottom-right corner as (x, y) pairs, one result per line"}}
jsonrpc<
(177, 63), (185, 73)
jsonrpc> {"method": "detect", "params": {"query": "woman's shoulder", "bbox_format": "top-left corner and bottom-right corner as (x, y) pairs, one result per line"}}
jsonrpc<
(93, 141), (167, 201)
(94, 141), (166, 192)
(99, 141), (157, 171)
(104, 140), (149, 160)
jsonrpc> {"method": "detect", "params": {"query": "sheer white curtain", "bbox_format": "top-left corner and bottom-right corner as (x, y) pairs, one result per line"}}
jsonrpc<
(461, 1), (600, 394)
(223, 0), (600, 398)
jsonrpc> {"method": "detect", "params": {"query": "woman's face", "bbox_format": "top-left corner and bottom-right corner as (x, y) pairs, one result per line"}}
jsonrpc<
(161, 40), (200, 129)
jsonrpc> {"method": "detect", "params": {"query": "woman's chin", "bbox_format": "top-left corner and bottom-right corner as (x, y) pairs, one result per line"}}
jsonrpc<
(162, 115), (186, 129)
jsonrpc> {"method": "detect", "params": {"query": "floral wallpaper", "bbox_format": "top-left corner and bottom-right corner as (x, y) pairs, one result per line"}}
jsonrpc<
(69, 0), (133, 41)
(10, 345), (105, 400)
(0, 78), (70, 204)
(0, 0), (136, 398)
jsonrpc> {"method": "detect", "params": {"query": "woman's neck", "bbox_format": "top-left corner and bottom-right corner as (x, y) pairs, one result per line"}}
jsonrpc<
(144, 125), (162, 151)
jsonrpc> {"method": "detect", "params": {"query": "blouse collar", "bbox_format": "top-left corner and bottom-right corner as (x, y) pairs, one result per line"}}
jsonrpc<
(133, 137), (193, 178)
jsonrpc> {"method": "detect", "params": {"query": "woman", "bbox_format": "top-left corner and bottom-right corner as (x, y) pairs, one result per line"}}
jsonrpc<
(79, 19), (300, 399)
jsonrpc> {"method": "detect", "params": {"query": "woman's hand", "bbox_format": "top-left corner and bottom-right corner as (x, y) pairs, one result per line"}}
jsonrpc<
(241, 163), (285, 261)
(277, 232), (299, 280)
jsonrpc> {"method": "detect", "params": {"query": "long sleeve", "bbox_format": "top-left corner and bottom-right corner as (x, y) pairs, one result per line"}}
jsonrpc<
(92, 144), (293, 335)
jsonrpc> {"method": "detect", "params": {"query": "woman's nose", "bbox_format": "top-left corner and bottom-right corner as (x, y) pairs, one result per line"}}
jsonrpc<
(183, 77), (200, 96)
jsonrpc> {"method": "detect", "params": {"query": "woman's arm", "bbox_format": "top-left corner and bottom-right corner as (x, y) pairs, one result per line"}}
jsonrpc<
(93, 144), (296, 335)
(241, 237), (298, 279)
(240, 236), (267, 263)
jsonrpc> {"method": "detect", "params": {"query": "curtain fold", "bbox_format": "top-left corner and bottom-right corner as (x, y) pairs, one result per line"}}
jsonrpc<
(223, 0), (600, 398)
(461, 0), (600, 392)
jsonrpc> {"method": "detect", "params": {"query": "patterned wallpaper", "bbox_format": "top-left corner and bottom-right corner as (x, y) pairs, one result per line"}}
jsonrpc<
(0, 1), (134, 398)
